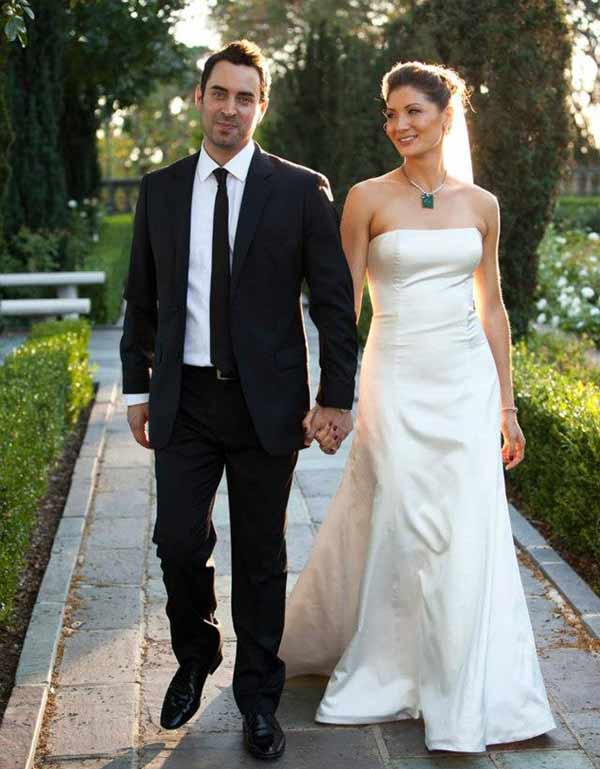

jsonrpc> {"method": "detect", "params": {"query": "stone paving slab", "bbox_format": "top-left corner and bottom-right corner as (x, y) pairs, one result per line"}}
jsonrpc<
(85, 516), (147, 550)
(36, 541), (81, 603)
(41, 757), (134, 769)
(540, 647), (600, 711)
(491, 750), (597, 768)
(46, 683), (139, 758)
(54, 516), (86, 542)
(103, 444), (153, 468)
(59, 628), (142, 685)
(140, 729), (384, 768)
(71, 585), (143, 631)
(93, 488), (150, 518)
(15, 602), (65, 687)
(389, 759), (494, 768)
(61, 478), (94, 518)
(296, 468), (345, 497)
(96, 466), (150, 492)
(79, 547), (146, 586)
(564, 712), (600, 768)
(304, 495), (331, 524)
(0, 685), (47, 769)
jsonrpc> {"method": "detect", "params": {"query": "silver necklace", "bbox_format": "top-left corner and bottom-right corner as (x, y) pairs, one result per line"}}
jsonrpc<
(402, 165), (447, 209)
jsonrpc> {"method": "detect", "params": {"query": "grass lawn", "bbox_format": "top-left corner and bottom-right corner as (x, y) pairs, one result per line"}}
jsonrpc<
(83, 213), (133, 324)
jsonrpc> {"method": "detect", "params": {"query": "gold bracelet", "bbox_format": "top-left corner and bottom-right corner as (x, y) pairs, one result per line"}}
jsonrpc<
(501, 406), (518, 413)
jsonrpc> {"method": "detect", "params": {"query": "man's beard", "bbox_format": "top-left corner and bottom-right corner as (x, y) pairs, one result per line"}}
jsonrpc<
(210, 122), (241, 148)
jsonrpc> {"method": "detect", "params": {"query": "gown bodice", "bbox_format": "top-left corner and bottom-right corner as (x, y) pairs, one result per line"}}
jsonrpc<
(367, 227), (483, 338)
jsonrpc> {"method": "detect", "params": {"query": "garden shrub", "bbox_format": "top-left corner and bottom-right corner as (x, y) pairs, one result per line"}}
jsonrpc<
(80, 213), (133, 324)
(535, 226), (600, 344)
(511, 341), (600, 574)
(524, 329), (600, 387)
(554, 197), (600, 234)
(0, 319), (93, 624)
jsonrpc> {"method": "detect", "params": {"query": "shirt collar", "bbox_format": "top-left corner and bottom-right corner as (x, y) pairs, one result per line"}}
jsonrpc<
(197, 140), (255, 183)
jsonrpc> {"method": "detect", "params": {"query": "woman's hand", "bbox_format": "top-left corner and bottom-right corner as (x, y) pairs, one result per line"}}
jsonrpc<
(501, 411), (525, 470)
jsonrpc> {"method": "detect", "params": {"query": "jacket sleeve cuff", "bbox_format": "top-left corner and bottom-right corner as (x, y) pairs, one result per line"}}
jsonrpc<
(315, 380), (355, 410)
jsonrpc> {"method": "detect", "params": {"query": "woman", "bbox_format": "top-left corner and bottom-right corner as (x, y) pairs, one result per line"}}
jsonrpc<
(279, 61), (556, 752)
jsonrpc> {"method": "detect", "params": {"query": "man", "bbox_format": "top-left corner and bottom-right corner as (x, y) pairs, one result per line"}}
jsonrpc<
(120, 40), (357, 760)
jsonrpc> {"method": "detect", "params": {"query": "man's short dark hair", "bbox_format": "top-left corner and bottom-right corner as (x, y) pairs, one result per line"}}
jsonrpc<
(200, 40), (271, 102)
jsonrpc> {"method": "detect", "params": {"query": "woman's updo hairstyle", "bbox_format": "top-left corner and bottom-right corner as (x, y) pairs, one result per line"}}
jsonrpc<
(381, 61), (468, 110)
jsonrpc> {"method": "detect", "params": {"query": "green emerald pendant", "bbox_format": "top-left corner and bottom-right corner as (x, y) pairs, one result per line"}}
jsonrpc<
(422, 192), (434, 209)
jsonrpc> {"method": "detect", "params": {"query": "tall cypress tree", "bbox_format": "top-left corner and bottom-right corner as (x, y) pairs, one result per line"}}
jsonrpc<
(0, 39), (14, 260)
(5, 0), (68, 239)
(264, 21), (396, 205)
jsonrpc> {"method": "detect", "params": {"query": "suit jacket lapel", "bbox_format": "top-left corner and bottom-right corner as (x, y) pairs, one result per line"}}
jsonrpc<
(171, 151), (200, 309)
(231, 145), (273, 290)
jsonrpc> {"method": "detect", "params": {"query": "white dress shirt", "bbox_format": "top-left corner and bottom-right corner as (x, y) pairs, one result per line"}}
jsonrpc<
(124, 140), (255, 406)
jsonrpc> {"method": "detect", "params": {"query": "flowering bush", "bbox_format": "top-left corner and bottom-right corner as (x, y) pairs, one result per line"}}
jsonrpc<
(534, 226), (600, 345)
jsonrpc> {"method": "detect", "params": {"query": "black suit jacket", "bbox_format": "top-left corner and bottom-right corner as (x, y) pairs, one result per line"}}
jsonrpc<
(120, 144), (358, 455)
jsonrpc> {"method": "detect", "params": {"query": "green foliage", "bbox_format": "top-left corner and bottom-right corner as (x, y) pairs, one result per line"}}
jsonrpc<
(524, 329), (600, 386)
(0, 39), (13, 255)
(97, 56), (206, 180)
(211, 0), (403, 58)
(61, 0), (188, 201)
(9, 227), (61, 272)
(382, 0), (571, 338)
(263, 21), (397, 204)
(80, 214), (133, 324)
(511, 339), (600, 577)
(5, 0), (68, 238)
(554, 196), (600, 233)
(2, 0), (34, 46)
(0, 320), (93, 624)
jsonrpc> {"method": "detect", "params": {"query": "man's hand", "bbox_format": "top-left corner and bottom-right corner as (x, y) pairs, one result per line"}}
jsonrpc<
(127, 403), (151, 449)
(303, 405), (353, 454)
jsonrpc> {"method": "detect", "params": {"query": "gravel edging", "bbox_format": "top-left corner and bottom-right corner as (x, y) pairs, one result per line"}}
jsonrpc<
(0, 380), (118, 769)
(509, 503), (600, 638)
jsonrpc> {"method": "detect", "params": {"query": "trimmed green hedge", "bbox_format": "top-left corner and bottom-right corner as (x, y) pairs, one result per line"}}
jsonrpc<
(0, 319), (93, 624)
(511, 334), (600, 578)
(554, 196), (600, 233)
(81, 214), (133, 324)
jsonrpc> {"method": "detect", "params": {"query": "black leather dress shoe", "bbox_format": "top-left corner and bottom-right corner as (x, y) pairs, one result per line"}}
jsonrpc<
(243, 713), (286, 760)
(160, 651), (223, 730)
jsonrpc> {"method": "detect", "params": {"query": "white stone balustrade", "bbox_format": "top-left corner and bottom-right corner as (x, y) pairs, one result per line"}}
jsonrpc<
(0, 271), (105, 319)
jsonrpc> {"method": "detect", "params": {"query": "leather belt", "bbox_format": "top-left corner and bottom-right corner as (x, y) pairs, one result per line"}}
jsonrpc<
(215, 368), (239, 381)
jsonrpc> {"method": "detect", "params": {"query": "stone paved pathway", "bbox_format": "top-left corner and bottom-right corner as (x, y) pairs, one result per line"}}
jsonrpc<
(32, 320), (600, 769)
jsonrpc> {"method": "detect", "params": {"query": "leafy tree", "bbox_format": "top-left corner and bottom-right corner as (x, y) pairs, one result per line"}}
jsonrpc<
(211, 0), (404, 61)
(97, 48), (208, 180)
(60, 0), (188, 200)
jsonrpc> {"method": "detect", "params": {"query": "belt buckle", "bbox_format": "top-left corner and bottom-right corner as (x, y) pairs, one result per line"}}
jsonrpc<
(216, 368), (235, 381)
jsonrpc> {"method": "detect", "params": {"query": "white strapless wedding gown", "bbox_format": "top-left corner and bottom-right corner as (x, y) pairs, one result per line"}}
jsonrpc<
(279, 227), (556, 752)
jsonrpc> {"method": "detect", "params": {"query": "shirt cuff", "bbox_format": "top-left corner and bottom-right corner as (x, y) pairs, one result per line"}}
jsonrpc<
(123, 393), (150, 407)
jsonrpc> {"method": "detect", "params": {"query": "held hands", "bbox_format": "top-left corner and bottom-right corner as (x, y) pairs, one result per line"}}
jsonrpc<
(303, 405), (353, 455)
(501, 411), (525, 470)
(127, 403), (151, 449)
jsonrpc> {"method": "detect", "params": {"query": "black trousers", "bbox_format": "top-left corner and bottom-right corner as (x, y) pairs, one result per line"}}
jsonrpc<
(153, 365), (298, 715)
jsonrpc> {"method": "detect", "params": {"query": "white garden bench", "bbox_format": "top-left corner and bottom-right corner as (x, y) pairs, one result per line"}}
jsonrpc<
(0, 271), (105, 319)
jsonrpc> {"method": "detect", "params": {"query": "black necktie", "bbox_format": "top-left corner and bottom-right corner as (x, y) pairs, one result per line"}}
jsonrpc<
(210, 168), (236, 375)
